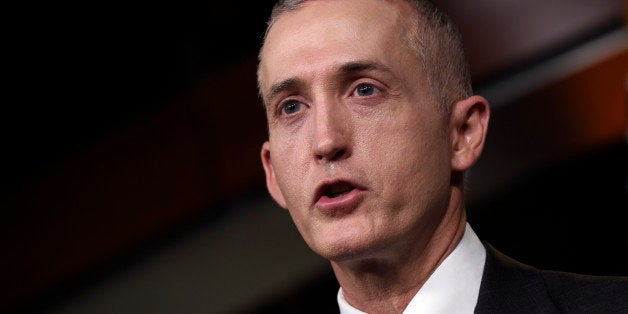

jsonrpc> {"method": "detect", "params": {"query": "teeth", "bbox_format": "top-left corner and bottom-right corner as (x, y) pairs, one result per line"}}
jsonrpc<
(328, 190), (350, 198)
(324, 182), (354, 198)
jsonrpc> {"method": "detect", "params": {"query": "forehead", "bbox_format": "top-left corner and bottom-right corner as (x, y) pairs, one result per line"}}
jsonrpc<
(259, 0), (417, 97)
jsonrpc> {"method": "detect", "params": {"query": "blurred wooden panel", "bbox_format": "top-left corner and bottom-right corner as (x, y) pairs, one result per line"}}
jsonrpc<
(466, 44), (628, 276)
(436, 0), (623, 84)
(468, 40), (627, 203)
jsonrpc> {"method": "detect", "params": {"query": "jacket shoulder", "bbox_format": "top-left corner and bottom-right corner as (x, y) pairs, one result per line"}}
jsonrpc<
(476, 243), (560, 313)
(476, 242), (628, 314)
(540, 269), (628, 313)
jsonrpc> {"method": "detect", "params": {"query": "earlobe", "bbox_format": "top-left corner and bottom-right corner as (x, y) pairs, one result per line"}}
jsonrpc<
(450, 95), (490, 171)
(261, 141), (288, 209)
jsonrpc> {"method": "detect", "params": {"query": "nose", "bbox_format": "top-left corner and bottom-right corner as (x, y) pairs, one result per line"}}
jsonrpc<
(312, 102), (351, 162)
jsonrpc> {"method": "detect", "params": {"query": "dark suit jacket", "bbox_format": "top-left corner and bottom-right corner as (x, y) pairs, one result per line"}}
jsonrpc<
(475, 243), (628, 313)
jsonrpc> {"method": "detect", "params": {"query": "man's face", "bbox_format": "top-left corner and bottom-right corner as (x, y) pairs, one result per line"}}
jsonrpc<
(259, 0), (454, 262)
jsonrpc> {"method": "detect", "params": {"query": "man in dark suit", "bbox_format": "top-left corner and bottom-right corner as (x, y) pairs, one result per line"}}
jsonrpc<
(255, 0), (628, 312)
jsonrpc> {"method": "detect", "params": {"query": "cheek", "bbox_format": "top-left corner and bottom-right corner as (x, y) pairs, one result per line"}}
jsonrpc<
(271, 138), (311, 206)
(366, 117), (450, 203)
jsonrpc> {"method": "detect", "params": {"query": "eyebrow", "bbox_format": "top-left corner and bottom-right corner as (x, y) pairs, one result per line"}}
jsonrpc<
(338, 61), (385, 74)
(266, 77), (304, 106)
(264, 60), (391, 105)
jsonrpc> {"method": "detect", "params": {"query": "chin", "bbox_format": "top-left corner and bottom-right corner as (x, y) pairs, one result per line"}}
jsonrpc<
(310, 228), (384, 262)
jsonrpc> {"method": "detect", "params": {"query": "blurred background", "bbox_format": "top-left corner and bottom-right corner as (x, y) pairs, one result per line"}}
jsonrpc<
(1, 0), (626, 313)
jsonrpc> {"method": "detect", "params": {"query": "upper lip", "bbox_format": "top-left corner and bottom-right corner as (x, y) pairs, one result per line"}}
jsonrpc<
(313, 178), (365, 203)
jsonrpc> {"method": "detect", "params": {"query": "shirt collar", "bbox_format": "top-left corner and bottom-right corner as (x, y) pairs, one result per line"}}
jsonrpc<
(337, 223), (486, 313)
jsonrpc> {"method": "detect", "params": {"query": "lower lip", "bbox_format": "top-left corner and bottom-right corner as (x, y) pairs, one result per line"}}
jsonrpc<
(315, 188), (364, 216)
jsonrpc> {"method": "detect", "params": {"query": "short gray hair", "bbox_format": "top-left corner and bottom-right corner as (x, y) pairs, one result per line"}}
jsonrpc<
(257, 0), (473, 118)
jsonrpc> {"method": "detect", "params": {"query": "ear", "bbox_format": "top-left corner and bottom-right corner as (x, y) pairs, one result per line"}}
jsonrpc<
(261, 141), (288, 209)
(450, 95), (490, 171)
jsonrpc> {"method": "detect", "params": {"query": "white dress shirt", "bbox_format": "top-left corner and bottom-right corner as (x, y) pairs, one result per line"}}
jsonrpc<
(337, 223), (486, 313)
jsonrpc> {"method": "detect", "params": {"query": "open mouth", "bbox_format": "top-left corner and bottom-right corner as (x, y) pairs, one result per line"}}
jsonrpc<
(314, 179), (364, 213)
(322, 181), (355, 199)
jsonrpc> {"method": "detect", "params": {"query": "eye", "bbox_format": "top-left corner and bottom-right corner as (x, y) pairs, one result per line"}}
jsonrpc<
(355, 83), (378, 97)
(282, 100), (302, 115)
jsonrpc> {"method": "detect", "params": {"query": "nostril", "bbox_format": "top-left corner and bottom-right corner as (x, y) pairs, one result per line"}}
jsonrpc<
(315, 149), (345, 161)
(332, 149), (346, 160)
(314, 135), (349, 161)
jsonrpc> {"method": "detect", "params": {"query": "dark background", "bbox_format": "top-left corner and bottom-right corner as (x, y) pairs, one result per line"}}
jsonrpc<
(2, 1), (627, 313)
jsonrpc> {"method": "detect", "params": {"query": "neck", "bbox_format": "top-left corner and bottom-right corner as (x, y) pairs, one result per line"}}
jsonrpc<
(331, 187), (467, 313)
